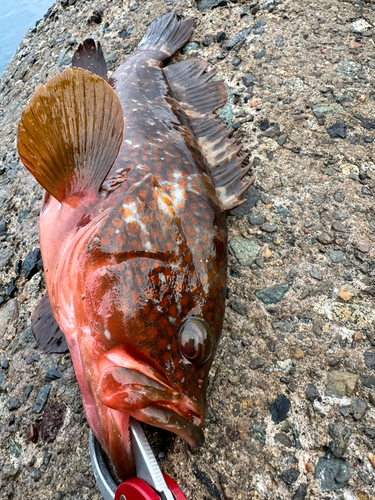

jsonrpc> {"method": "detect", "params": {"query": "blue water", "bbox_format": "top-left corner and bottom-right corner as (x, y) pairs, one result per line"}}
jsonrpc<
(0, 0), (54, 77)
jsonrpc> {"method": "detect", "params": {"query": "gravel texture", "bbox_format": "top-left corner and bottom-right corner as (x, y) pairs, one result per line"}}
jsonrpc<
(0, 0), (375, 499)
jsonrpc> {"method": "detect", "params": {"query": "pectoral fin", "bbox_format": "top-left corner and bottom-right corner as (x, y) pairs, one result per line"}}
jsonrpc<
(31, 292), (68, 354)
(17, 68), (123, 202)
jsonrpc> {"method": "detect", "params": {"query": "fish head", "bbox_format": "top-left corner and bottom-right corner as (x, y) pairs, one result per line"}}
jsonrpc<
(84, 255), (222, 450)
(75, 174), (227, 464)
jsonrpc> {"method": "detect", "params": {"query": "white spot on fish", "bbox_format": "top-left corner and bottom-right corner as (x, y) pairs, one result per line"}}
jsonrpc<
(124, 139), (132, 146)
(104, 329), (111, 340)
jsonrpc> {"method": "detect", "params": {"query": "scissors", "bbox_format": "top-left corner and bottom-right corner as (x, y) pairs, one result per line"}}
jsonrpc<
(89, 418), (188, 500)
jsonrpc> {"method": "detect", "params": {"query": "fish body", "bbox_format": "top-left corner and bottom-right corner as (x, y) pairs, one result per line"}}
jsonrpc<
(18, 13), (252, 479)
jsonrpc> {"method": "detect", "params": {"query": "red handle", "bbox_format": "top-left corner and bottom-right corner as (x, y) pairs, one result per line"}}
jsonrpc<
(115, 477), (159, 500)
(114, 473), (188, 500)
(163, 473), (188, 500)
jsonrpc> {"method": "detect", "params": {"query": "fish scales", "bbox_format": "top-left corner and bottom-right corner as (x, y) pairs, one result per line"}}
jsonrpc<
(17, 12), (252, 481)
(105, 49), (226, 289)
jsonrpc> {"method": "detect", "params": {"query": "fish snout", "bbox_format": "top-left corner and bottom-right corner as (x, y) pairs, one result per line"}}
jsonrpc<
(99, 365), (204, 423)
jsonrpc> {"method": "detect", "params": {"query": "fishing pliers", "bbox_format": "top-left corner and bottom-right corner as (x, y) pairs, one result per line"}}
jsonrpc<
(89, 418), (188, 500)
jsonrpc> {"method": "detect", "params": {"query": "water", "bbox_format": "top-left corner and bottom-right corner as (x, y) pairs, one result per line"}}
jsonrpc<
(0, 0), (54, 77)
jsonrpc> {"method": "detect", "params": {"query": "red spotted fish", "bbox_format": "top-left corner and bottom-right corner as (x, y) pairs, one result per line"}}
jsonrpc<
(17, 12), (253, 480)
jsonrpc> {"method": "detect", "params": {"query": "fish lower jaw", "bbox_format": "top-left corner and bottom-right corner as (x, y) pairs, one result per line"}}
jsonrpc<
(130, 403), (205, 450)
(98, 352), (205, 449)
(159, 401), (203, 428)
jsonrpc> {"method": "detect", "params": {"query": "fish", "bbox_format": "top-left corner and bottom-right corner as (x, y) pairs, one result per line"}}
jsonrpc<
(17, 12), (253, 480)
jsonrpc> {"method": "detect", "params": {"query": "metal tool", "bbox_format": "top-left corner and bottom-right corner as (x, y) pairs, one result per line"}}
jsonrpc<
(89, 418), (188, 500)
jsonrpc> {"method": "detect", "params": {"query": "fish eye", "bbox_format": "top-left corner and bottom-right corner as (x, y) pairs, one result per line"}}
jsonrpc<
(178, 319), (213, 365)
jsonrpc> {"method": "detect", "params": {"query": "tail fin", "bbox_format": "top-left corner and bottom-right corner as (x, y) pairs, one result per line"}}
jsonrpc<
(138, 12), (194, 59)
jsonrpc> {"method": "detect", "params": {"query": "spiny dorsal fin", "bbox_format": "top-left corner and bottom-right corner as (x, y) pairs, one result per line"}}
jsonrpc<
(72, 39), (108, 81)
(138, 12), (194, 59)
(31, 292), (68, 354)
(164, 58), (253, 211)
(164, 58), (226, 114)
(17, 68), (123, 202)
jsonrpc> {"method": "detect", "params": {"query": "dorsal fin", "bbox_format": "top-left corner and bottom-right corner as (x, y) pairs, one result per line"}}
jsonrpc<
(17, 68), (123, 202)
(138, 12), (194, 59)
(164, 59), (253, 211)
(72, 39), (108, 81)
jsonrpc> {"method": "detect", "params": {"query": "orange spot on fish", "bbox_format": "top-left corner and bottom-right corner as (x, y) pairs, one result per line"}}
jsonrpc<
(120, 207), (133, 218)
(135, 274), (143, 287)
(165, 242), (175, 253)
(128, 222), (140, 235)
(181, 295), (189, 307)
(115, 233), (125, 246)
(160, 296), (168, 309)
(141, 214), (153, 225)
(159, 316), (169, 330)
(131, 239), (139, 250)
(139, 260), (150, 273)
(112, 217), (123, 228)
(162, 352), (170, 364)
(184, 253), (192, 265)
(158, 338), (168, 350)
(138, 188), (149, 201)
(147, 327), (158, 339)
(185, 225), (196, 237)
(149, 309), (159, 322)
(169, 303), (178, 318)
(167, 323), (175, 337)
(106, 226), (115, 237)
(123, 195), (134, 205)
(164, 268), (173, 280)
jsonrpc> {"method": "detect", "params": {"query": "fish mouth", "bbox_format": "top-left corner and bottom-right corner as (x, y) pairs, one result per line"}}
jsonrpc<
(98, 355), (205, 449)
(132, 403), (204, 449)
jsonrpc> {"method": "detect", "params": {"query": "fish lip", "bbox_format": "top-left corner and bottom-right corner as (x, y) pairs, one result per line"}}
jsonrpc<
(102, 351), (205, 421)
(132, 403), (205, 449)
(102, 366), (204, 426)
(101, 351), (205, 447)
(104, 350), (174, 389)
